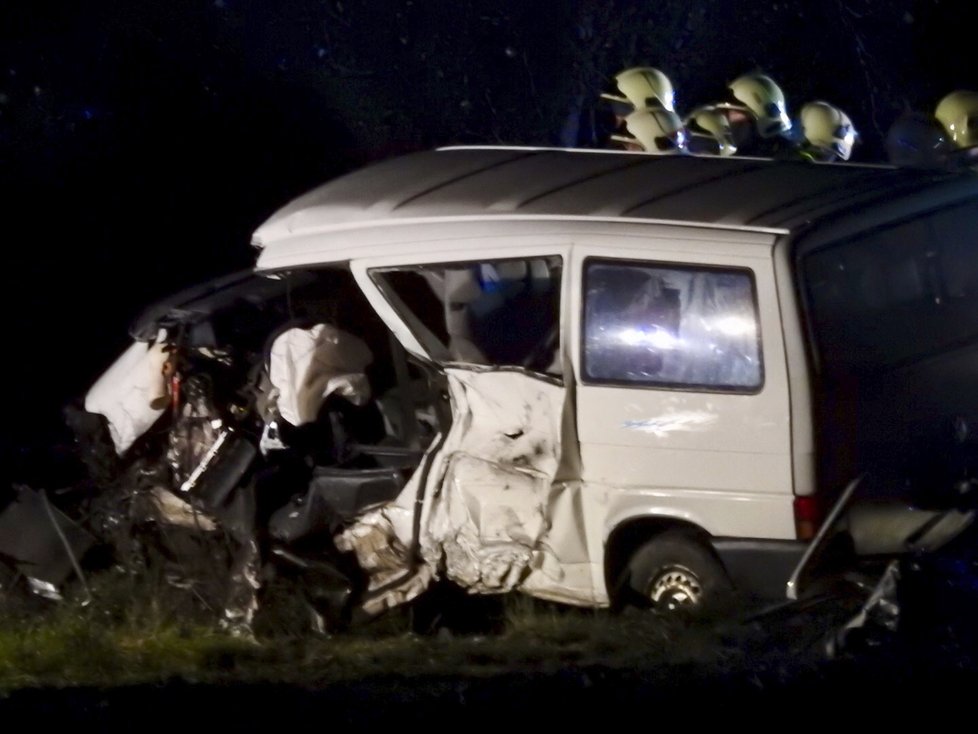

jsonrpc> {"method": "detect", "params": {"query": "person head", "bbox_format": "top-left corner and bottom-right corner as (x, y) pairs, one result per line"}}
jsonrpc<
(935, 90), (978, 149)
(684, 104), (738, 156)
(885, 111), (951, 167)
(728, 72), (792, 138)
(800, 101), (859, 161)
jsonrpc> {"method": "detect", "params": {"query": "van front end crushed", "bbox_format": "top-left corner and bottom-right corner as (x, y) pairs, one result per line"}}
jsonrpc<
(1, 268), (602, 630)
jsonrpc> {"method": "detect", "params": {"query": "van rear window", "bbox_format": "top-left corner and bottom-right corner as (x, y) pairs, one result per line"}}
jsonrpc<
(804, 201), (978, 374)
(582, 260), (763, 391)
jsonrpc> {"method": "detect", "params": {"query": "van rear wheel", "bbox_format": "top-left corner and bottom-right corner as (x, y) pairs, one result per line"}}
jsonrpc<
(625, 530), (732, 614)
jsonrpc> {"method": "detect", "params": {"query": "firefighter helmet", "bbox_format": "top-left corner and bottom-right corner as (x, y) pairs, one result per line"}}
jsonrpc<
(800, 101), (859, 161)
(617, 107), (687, 154)
(885, 112), (951, 167)
(601, 67), (676, 113)
(684, 104), (738, 156)
(935, 90), (978, 148)
(728, 73), (791, 138)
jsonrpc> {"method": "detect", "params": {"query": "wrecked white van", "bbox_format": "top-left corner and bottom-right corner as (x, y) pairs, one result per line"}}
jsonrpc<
(32, 146), (978, 623)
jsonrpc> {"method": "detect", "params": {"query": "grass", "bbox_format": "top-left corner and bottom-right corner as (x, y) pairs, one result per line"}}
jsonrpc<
(0, 569), (741, 691)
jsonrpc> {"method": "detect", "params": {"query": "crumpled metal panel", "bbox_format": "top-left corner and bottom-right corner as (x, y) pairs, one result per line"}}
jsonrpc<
(420, 368), (568, 593)
(335, 469), (418, 572)
(147, 487), (217, 531)
(334, 474), (433, 616)
(221, 538), (261, 636)
(428, 453), (549, 590)
(829, 559), (902, 657)
(335, 502), (414, 578)
(339, 366), (598, 611)
(166, 374), (222, 487)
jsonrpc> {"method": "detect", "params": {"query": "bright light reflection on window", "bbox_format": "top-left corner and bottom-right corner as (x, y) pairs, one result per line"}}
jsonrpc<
(617, 327), (681, 350)
(708, 316), (756, 337)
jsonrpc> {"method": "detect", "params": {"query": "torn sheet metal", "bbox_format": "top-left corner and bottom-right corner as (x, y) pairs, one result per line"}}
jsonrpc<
(166, 374), (223, 487)
(420, 368), (576, 596)
(268, 323), (372, 426)
(831, 559), (901, 657)
(339, 366), (597, 612)
(335, 470), (429, 615)
(147, 487), (217, 531)
(84, 338), (169, 454)
(221, 538), (261, 635)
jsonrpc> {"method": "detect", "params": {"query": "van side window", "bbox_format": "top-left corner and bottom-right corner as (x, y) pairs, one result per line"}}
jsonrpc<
(372, 257), (562, 376)
(804, 201), (978, 374)
(583, 260), (763, 391)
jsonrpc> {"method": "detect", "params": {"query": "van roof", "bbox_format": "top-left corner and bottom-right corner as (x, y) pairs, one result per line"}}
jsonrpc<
(252, 146), (978, 248)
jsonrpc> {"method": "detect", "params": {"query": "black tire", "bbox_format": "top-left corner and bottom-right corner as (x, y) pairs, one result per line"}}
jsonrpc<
(624, 529), (733, 614)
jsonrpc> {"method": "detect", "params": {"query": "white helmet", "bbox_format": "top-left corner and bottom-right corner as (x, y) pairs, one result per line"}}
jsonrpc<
(800, 101), (859, 161)
(601, 67), (676, 113)
(729, 73), (791, 138)
(684, 104), (738, 156)
(615, 107), (688, 154)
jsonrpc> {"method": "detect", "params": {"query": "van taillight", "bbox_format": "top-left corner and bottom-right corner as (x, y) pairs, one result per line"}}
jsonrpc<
(793, 495), (822, 541)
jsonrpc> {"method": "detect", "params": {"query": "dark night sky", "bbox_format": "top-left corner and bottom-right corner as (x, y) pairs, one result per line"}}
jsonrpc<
(1, 0), (976, 476)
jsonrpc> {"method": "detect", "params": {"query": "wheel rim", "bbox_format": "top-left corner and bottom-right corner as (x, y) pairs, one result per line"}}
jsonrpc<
(648, 565), (703, 610)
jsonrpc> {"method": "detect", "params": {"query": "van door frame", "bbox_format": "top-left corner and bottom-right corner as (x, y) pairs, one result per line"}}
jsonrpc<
(347, 236), (602, 605)
(566, 228), (795, 549)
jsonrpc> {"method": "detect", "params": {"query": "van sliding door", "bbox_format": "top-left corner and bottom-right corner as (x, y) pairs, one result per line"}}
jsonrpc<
(572, 245), (794, 541)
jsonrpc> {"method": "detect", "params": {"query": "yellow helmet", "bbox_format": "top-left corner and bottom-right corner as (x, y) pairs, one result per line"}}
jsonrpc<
(615, 107), (687, 154)
(800, 101), (858, 161)
(601, 67), (676, 113)
(728, 73), (791, 138)
(935, 90), (978, 148)
(684, 104), (737, 156)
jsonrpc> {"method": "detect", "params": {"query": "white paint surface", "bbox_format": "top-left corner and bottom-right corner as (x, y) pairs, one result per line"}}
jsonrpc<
(85, 339), (169, 454)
